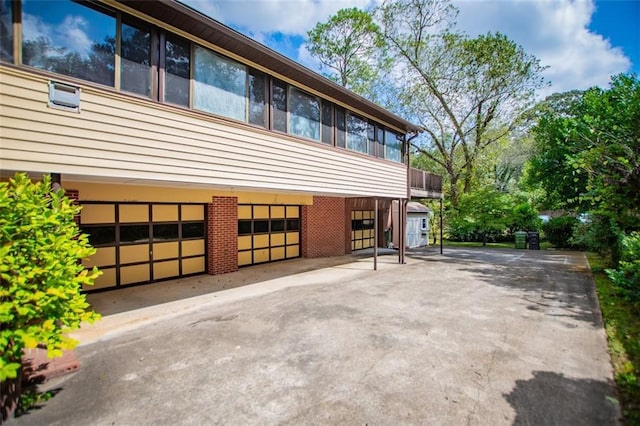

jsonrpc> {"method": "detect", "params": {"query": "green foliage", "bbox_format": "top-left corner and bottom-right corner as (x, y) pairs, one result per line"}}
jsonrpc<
(447, 187), (511, 244)
(528, 74), (640, 228)
(507, 202), (541, 233)
(0, 173), (100, 382)
(606, 232), (640, 309)
(542, 216), (580, 248)
(570, 214), (623, 263)
(306, 7), (384, 95)
(588, 253), (640, 424)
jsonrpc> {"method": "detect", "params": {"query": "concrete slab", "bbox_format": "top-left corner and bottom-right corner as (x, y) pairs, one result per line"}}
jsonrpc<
(8, 248), (621, 425)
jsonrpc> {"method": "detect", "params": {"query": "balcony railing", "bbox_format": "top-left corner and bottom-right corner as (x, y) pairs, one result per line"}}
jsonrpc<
(409, 168), (443, 199)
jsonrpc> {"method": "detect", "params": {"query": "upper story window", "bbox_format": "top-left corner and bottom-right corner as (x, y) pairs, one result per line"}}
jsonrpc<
(321, 100), (333, 145)
(248, 69), (266, 127)
(120, 16), (152, 97)
(0, 0), (13, 62)
(272, 78), (287, 132)
(6, 0), (408, 164)
(164, 33), (190, 107)
(385, 129), (403, 162)
(194, 45), (247, 121)
(288, 86), (320, 141)
(21, 0), (116, 87)
(346, 112), (368, 155)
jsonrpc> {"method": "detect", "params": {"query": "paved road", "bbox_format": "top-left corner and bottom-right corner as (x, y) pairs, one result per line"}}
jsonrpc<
(11, 248), (620, 425)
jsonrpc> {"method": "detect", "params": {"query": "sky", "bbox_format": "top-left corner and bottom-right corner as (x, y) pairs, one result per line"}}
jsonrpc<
(183, 0), (639, 98)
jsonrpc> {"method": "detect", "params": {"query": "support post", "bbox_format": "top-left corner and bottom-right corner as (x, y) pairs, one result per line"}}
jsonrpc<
(373, 199), (378, 271)
(440, 197), (443, 255)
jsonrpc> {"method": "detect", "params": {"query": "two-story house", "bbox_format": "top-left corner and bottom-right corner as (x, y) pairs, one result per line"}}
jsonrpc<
(0, 0), (425, 292)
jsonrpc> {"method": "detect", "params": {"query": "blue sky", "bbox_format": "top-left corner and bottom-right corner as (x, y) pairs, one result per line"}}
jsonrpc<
(589, 0), (639, 75)
(185, 0), (639, 97)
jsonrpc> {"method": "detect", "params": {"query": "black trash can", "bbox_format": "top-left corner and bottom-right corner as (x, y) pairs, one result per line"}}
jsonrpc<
(528, 231), (540, 250)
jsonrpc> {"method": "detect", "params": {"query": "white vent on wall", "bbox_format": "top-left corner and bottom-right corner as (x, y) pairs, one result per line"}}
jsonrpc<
(48, 81), (80, 112)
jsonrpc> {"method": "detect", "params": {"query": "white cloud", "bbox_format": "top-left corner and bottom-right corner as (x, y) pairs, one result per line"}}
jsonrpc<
(22, 12), (94, 57)
(455, 0), (631, 95)
(183, 0), (374, 34)
(184, 0), (632, 96)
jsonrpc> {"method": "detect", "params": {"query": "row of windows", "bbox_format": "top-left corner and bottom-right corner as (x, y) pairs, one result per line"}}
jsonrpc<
(238, 218), (300, 236)
(0, 0), (405, 162)
(81, 222), (205, 247)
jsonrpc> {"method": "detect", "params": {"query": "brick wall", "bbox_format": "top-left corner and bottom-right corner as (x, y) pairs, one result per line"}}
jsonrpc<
(207, 196), (238, 275)
(65, 189), (80, 224)
(302, 196), (347, 258)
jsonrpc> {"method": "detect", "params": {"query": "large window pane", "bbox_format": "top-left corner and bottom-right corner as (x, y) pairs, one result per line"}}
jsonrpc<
(194, 45), (246, 121)
(165, 33), (190, 106)
(0, 0), (12, 62)
(376, 127), (385, 158)
(321, 100), (333, 145)
(22, 0), (115, 86)
(272, 79), (287, 132)
(336, 106), (346, 148)
(367, 123), (376, 156)
(121, 18), (151, 97)
(289, 87), (320, 140)
(346, 113), (368, 154)
(385, 129), (403, 163)
(248, 68), (266, 127)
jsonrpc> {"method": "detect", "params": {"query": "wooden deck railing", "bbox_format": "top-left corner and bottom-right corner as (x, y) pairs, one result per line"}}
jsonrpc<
(409, 168), (443, 197)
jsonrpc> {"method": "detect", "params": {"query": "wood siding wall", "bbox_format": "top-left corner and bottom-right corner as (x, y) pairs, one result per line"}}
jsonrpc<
(0, 67), (408, 199)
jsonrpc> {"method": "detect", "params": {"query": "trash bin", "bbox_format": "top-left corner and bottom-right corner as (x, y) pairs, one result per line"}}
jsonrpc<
(528, 231), (540, 250)
(515, 231), (527, 249)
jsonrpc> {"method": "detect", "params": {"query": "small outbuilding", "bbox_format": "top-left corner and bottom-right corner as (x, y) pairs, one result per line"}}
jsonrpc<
(390, 201), (432, 249)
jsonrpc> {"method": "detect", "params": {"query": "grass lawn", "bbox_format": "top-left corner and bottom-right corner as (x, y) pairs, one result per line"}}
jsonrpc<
(587, 253), (640, 425)
(442, 239), (554, 250)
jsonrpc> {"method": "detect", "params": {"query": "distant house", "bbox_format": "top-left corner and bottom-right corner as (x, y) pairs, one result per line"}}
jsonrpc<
(0, 0), (443, 291)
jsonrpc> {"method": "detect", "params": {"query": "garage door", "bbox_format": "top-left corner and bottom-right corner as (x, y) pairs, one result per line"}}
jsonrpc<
(238, 204), (300, 266)
(80, 202), (206, 291)
(351, 210), (375, 250)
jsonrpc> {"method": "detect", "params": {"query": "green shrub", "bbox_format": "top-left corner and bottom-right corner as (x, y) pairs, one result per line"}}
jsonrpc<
(0, 173), (101, 382)
(571, 214), (623, 264)
(606, 232), (640, 309)
(542, 216), (580, 248)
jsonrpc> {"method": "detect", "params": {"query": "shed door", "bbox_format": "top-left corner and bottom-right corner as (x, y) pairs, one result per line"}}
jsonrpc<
(80, 202), (206, 291)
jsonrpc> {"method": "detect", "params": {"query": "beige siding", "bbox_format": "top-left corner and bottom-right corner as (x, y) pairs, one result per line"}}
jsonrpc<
(0, 67), (408, 198)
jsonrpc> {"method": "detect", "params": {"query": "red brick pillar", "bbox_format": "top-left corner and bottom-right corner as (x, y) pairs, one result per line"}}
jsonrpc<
(302, 196), (347, 258)
(207, 196), (238, 275)
(65, 189), (80, 224)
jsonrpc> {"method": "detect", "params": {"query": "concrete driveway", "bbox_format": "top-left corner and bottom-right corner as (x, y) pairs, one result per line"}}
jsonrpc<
(11, 248), (620, 425)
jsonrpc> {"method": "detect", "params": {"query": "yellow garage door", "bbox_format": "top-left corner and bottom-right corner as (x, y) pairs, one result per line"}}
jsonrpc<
(351, 210), (375, 251)
(238, 204), (300, 266)
(80, 202), (206, 291)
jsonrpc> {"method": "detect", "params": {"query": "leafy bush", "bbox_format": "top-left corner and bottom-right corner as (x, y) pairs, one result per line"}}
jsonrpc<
(0, 173), (101, 382)
(542, 216), (580, 248)
(571, 214), (623, 263)
(507, 202), (542, 233)
(606, 232), (640, 309)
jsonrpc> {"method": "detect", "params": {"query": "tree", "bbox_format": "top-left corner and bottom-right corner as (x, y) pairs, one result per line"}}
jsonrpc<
(376, 0), (546, 207)
(306, 8), (384, 96)
(448, 186), (511, 245)
(527, 74), (640, 261)
(1, 174), (100, 389)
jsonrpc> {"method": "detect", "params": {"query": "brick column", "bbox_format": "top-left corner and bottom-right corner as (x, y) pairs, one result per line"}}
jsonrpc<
(65, 189), (80, 224)
(302, 196), (347, 258)
(207, 196), (238, 275)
